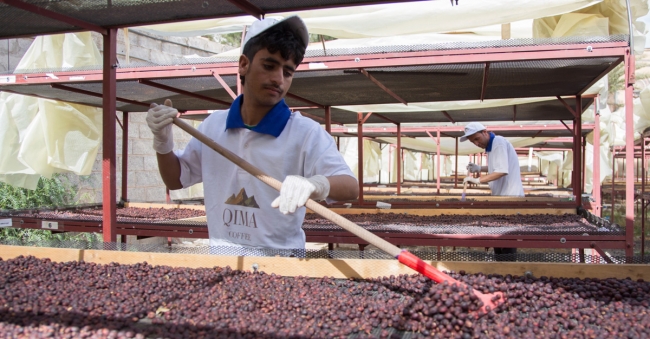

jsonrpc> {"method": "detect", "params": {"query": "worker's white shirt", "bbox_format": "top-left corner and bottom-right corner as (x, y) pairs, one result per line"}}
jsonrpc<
(486, 135), (524, 197)
(175, 96), (355, 250)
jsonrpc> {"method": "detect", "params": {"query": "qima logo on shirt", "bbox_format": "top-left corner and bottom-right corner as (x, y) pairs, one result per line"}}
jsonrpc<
(223, 188), (258, 228)
(225, 188), (259, 208)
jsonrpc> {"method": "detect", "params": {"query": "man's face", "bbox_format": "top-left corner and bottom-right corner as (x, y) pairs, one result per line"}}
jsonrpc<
(467, 130), (490, 149)
(239, 48), (297, 108)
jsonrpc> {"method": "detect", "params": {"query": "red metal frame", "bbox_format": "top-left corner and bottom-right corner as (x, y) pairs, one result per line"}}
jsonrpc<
(624, 50), (635, 258)
(121, 112), (129, 203)
(574, 95), (582, 207)
(331, 123), (594, 135)
(359, 68), (407, 105)
(138, 79), (231, 106)
(480, 62), (490, 101)
(102, 29), (118, 243)
(4, 43), (628, 86)
(642, 136), (646, 258)
(0, 5), (634, 256)
(51, 83), (150, 107)
(592, 98), (601, 217)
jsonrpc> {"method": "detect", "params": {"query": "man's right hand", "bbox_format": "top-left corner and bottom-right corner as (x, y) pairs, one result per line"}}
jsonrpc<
(146, 99), (177, 154)
(466, 163), (481, 173)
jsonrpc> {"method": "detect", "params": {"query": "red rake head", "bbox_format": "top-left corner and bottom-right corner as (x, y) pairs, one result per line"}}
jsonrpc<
(474, 290), (505, 315)
(397, 251), (506, 316)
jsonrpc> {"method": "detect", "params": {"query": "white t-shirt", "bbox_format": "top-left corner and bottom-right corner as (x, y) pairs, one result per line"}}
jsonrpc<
(486, 135), (524, 197)
(174, 96), (355, 250)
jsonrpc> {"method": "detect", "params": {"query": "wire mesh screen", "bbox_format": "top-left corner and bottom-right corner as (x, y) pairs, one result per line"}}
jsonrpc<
(1, 240), (649, 264)
(4, 35), (628, 74)
(0, 206), (624, 236)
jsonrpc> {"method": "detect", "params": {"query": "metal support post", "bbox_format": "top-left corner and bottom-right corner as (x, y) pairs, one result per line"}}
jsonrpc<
(593, 99), (601, 217)
(454, 137), (459, 189)
(325, 106), (331, 134)
(397, 123), (402, 195)
(102, 28), (118, 243)
(642, 137), (646, 258)
(574, 95), (582, 207)
(121, 112), (129, 203)
(610, 146), (616, 222)
(436, 129), (441, 194)
(582, 136), (586, 197)
(624, 49), (635, 258)
(357, 113), (364, 204)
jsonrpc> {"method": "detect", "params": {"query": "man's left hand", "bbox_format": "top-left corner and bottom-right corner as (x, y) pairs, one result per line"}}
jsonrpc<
(463, 177), (480, 185)
(271, 175), (330, 214)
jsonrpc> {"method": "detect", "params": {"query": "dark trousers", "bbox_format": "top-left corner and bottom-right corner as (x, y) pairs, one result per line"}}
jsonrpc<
(494, 247), (517, 262)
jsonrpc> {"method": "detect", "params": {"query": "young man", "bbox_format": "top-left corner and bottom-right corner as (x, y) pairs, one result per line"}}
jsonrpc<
(461, 122), (524, 261)
(146, 16), (358, 251)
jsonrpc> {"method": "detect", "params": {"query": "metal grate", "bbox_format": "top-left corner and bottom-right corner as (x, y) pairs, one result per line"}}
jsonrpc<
(1, 240), (649, 264)
(6, 35), (628, 74)
(486, 58), (620, 99)
(304, 35), (628, 58)
(2, 206), (623, 235)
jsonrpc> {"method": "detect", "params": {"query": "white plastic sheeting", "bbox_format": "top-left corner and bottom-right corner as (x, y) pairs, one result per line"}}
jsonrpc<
(139, 0), (601, 39)
(338, 137), (381, 183)
(0, 32), (102, 189)
(533, 0), (649, 55)
(377, 135), (553, 156)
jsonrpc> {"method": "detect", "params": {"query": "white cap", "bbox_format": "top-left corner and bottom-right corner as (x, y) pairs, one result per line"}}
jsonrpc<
(242, 16), (309, 50)
(460, 122), (487, 142)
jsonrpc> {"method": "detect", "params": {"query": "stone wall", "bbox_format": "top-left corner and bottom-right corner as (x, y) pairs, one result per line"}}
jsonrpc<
(0, 38), (34, 73)
(75, 113), (198, 204)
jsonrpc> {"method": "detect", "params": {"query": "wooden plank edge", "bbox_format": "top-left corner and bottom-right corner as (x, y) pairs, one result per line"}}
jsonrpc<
(0, 245), (82, 262)
(1, 245), (647, 281)
(124, 202), (205, 211)
(362, 195), (567, 201)
(308, 208), (576, 216)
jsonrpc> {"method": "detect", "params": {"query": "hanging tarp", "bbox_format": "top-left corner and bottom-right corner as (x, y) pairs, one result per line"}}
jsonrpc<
(0, 32), (102, 189)
(533, 0), (649, 55)
(138, 0), (601, 39)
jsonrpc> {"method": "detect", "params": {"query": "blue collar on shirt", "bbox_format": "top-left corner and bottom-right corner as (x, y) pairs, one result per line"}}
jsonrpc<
(225, 95), (291, 138)
(485, 132), (496, 152)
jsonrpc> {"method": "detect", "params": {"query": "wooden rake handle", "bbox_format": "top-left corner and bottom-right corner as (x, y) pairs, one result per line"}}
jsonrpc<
(172, 117), (467, 285)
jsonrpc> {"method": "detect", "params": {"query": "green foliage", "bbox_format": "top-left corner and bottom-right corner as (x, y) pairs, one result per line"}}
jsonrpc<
(0, 228), (102, 245)
(0, 174), (79, 210)
(0, 174), (101, 244)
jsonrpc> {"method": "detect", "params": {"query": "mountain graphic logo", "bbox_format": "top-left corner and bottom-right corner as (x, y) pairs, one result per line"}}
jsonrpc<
(225, 188), (260, 208)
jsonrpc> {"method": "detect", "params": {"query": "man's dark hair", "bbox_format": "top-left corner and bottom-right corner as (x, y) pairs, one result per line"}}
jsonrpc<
(240, 23), (306, 85)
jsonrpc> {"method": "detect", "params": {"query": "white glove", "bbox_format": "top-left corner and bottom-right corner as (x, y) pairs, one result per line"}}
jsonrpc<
(271, 175), (330, 215)
(466, 163), (481, 173)
(463, 176), (480, 185)
(146, 99), (178, 154)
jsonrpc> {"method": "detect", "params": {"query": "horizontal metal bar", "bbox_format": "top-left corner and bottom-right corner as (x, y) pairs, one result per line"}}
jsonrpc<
(139, 79), (231, 106)
(3, 46), (627, 85)
(51, 84), (150, 107)
(331, 123), (594, 134)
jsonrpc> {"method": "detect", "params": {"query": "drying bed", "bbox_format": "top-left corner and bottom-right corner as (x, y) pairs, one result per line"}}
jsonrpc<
(4, 207), (205, 224)
(2, 208), (618, 237)
(302, 213), (620, 236)
(0, 255), (648, 339)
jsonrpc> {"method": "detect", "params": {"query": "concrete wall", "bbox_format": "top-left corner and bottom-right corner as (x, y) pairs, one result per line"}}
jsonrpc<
(92, 28), (232, 66)
(75, 114), (198, 204)
(0, 38), (34, 73)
